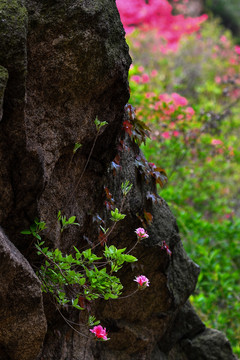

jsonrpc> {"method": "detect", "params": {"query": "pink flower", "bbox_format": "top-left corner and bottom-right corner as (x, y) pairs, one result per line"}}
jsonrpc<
(90, 325), (109, 340)
(172, 92), (188, 106)
(145, 92), (155, 98)
(235, 45), (240, 55)
(161, 131), (171, 139)
(142, 73), (150, 83)
(116, 0), (207, 52)
(131, 75), (141, 84)
(185, 107), (195, 116)
(229, 57), (237, 65)
(135, 227), (149, 239)
(173, 130), (180, 137)
(211, 139), (223, 146)
(151, 69), (158, 77)
(220, 35), (227, 43)
(134, 275), (150, 288)
(177, 114), (184, 120)
(159, 93), (171, 103)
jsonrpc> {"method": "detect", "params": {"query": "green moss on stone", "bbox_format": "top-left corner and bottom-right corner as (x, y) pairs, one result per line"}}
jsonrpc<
(0, 65), (8, 120)
(0, 0), (27, 68)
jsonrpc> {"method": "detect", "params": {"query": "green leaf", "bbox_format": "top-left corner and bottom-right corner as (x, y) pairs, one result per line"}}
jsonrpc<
(94, 116), (108, 131)
(79, 278), (86, 286)
(73, 143), (82, 154)
(110, 208), (126, 222)
(21, 230), (32, 235)
(68, 216), (76, 224)
(123, 254), (138, 262)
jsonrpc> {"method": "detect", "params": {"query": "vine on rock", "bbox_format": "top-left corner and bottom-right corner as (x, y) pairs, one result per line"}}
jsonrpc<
(21, 116), (171, 341)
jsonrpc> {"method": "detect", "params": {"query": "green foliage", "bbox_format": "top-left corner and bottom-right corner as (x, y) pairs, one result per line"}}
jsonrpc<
(121, 180), (133, 196)
(94, 116), (108, 131)
(104, 245), (137, 272)
(127, 18), (240, 355)
(110, 208), (126, 222)
(35, 241), (138, 305)
(57, 211), (80, 232)
(88, 315), (100, 327)
(21, 219), (47, 240)
(73, 142), (82, 154)
(21, 180), (146, 340)
(205, 0), (240, 40)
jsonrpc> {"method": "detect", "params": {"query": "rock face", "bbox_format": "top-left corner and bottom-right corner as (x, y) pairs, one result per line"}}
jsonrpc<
(0, 228), (47, 360)
(0, 1), (237, 360)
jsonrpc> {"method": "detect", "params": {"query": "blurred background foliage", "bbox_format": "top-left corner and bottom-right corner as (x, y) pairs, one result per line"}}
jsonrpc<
(117, 1), (240, 356)
(204, 0), (240, 41)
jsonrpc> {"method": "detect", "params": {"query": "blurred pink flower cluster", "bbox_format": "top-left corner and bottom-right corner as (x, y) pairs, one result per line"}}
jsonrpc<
(116, 0), (207, 52)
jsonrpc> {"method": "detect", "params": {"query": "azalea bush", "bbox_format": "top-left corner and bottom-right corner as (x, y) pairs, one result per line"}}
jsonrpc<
(25, 212), (151, 340)
(22, 118), (154, 341)
(116, 0), (240, 355)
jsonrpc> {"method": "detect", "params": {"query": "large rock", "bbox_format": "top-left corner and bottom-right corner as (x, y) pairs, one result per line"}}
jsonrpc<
(180, 328), (237, 360)
(0, 228), (47, 360)
(0, 0), (237, 359)
(0, 66), (8, 121)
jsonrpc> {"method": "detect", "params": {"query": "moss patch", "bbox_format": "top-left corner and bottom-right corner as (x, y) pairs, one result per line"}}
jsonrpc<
(0, 0), (27, 69)
(0, 65), (8, 120)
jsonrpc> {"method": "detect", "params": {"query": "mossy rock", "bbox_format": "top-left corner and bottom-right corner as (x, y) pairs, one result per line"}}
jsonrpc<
(0, 65), (8, 120)
(0, 0), (27, 109)
(0, 0), (27, 68)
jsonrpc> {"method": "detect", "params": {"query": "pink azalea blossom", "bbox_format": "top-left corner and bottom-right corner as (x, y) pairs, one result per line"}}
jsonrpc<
(185, 107), (195, 116)
(211, 139), (223, 146)
(131, 75), (141, 84)
(90, 325), (108, 340)
(172, 92), (188, 106)
(145, 92), (155, 98)
(235, 45), (240, 55)
(173, 130), (180, 137)
(142, 73), (150, 83)
(161, 131), (171, 139)
(116, 0), (207, 52)
(151, 69), (158, 77)
(159, 93), (172, 103)
(135, 227), (149, 239)
(134, 275), (150, 288)
(220, 35), (227, 44)
(229, 57), (237, 65)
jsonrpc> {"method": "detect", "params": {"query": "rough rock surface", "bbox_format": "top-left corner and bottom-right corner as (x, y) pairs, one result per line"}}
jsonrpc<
(0, 228), (47, 360)
(0, 0), (238, 359)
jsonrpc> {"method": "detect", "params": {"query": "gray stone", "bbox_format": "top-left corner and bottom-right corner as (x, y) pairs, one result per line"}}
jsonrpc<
(181, 328), (238, 360)
(0, 228), (47, 360)
(159, 301), (205, 353)
(0, 66), (8, 121)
